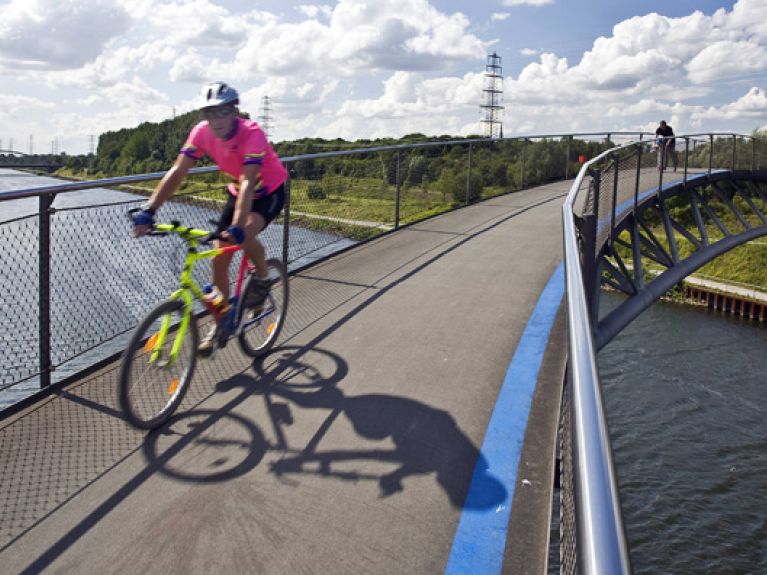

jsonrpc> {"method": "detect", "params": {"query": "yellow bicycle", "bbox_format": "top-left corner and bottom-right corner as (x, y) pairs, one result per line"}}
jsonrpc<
(118, 219), (289, 429)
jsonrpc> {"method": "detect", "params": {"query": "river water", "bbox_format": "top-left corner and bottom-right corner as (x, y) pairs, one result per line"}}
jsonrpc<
(599, 291), (767, 573)
(0, 169), (354, 408)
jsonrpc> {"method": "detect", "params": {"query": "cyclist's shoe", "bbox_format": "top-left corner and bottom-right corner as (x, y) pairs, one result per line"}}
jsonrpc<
(197, 324), (230, 358)
(245, 276), (277, 314)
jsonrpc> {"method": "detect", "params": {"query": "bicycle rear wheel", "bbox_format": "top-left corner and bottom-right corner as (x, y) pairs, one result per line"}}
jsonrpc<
(238, 258), (289, 357)
(118, 299), (198, 429)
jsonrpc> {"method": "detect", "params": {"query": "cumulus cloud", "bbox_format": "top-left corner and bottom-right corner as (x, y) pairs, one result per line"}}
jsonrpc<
(501, 1), (767, 136)
(231, 0), (486, 80)
(0, 0), (131, 69)
(298, 4), (333, 19)
(492, 13), (511, 22)
(502, 0), (554, 6)
(692, 87), (767, 121)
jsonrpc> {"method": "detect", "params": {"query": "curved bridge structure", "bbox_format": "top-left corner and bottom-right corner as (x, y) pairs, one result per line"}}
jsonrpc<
(588, 168), (767, 349)
(561, 133), (767, 575)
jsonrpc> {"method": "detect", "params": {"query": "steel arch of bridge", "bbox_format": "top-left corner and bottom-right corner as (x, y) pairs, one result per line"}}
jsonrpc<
(591, 169), (767, 349)
(561, 132), (767, 575)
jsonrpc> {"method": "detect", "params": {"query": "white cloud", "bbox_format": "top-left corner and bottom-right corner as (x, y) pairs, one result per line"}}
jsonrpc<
(491, 13), (510, 22)
(692, 87), (767, 121)
(502, 0), (554, 6)
(231, 0), (486, 80)
(298, 4), (333, 19)
(0, 0), (131, 69)
(520, 48), (538, 56)
(687, 41), (767, 84)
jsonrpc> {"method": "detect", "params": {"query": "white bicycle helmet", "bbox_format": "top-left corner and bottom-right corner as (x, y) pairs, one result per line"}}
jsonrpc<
(200, 82), (239, 109)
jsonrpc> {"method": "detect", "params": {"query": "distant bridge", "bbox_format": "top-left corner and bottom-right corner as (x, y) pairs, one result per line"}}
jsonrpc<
(0, 150), (61, 172)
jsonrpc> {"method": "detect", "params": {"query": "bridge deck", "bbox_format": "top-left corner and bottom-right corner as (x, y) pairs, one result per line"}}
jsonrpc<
(0, 181), (569, 574)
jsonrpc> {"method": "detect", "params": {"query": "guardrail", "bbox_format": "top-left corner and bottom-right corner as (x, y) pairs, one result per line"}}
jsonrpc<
(560, 132), (767, 574)
(0, 131), (650, 411)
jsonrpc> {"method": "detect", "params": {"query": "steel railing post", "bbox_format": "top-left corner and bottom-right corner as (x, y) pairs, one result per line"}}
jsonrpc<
(521, 138), (528, 190)
(752, 137), (756, 172)
(634, 142), (642, 213)
(466, 142), (473, 205)
(39, 193), (53, 388)
(683, 138), (689, 183)
(282, 169), (291, 266)
(395, 149), (402, 228)
(565, 136), (571, 180)
(610, 154), (619, 255)
(732, 134), (737, 170)
(709, 134), (714, 174)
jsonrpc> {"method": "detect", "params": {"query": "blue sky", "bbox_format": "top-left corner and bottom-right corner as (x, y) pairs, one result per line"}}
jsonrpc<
(0, 0), (765, 155)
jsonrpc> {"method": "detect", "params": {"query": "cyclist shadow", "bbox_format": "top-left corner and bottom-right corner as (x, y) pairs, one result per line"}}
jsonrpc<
(246, 345), (507, 510)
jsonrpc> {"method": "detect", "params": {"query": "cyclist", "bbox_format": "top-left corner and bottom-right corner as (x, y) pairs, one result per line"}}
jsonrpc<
(131, 81), (288, 356)
(655, 120), (678, 172)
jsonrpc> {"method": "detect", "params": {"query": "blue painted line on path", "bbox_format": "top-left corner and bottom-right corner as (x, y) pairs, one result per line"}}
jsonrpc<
(445, 261), (565, 575)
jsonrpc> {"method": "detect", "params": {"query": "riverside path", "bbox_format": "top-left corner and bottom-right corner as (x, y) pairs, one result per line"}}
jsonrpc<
(0, 179), (570, 574)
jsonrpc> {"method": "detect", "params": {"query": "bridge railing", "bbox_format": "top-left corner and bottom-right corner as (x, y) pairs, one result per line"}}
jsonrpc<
(0, 132), (644, 412)
(560, 132), (767, 574)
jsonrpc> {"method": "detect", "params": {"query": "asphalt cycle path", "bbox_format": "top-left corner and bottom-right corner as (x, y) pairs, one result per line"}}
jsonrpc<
(0, 179), (570, 575)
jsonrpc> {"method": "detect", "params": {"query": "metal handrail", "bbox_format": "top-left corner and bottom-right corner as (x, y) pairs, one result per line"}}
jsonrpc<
(0, 131), (653, 202)
(561, 130), (767, 574)
(563, 147), (632, 575)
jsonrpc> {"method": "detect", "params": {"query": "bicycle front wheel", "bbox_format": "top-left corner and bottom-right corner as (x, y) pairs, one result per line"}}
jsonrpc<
(238, 258), (289, 357)
(118, 299), (198, 429)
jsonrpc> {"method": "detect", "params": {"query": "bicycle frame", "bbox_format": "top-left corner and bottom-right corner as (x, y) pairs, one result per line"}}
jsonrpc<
(146, 222), (250, 365)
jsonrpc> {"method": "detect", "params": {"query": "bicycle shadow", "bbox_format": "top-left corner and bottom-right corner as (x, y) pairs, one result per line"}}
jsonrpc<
(253, 346), (507, 510)
(140, 344), (506, 511)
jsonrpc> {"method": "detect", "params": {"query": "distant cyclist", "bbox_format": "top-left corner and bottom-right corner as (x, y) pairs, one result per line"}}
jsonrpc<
(132, 81), (288, 355)
(655, 120), (678, 172)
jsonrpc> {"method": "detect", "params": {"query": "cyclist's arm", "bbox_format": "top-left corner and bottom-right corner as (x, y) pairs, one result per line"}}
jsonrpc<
(232, 163), (262, 228)
(145, 153), (196, 211)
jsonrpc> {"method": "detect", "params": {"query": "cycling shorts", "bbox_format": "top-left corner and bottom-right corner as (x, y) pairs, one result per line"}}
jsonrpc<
(216, 184), (285, 232)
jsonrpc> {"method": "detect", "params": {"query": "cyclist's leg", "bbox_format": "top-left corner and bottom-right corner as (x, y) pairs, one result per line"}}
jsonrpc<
(240, 186), (285, 309)
(213, 192), (238, 300)
(241, 212), (269, 279)
(243, 185), (285, 279)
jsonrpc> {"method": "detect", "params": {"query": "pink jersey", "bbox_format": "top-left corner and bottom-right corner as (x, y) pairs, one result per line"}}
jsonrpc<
(180, 117), (287, 198)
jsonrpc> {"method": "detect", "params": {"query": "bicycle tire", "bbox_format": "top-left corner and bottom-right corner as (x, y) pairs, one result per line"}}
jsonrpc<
(118, 299), (198, 429)
(238, 258), (289, 358)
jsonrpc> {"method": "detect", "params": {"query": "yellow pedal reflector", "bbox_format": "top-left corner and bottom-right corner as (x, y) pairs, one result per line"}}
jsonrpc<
(267, 322), (276, 334)
(168, 379), (180, 395)
(144, 333), (160, 353)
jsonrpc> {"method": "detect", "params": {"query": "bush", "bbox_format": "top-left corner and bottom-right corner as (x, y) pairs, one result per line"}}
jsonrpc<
(435, 169), (483, 206)
(307, 181), (327, 200)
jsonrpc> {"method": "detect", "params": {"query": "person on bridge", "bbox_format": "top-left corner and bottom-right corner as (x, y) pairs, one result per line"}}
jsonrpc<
(131, 81), (288, 356)
(655, 120), (678, 172)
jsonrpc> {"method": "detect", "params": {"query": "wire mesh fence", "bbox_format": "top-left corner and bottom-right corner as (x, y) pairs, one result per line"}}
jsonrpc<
(2, 133), (643, 410)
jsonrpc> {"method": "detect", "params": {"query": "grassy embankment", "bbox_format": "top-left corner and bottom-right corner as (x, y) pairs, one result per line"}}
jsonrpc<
(55, 167), (508, 242)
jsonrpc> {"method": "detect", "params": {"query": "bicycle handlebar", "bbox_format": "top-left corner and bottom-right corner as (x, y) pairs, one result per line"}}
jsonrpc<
(128, 208), (220, 244)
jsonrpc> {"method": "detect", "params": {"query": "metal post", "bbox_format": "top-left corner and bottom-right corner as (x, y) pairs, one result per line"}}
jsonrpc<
(634, 142), (642, 212)
(708, 134), (714, 175)
(752, 137), (756, 172)
(732, 134), (737, 170)
(584, 169), (601, 324)
(521, 138), (528, 190)
(395, 149), (402, 228)
(39, 194), (54, 388)
(565, 136), (571, 180)
(610, 154), (619, 254)
(465, 142), (473, 205)
(683, 138), (689, 184)
(282, 171), (291, 266)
